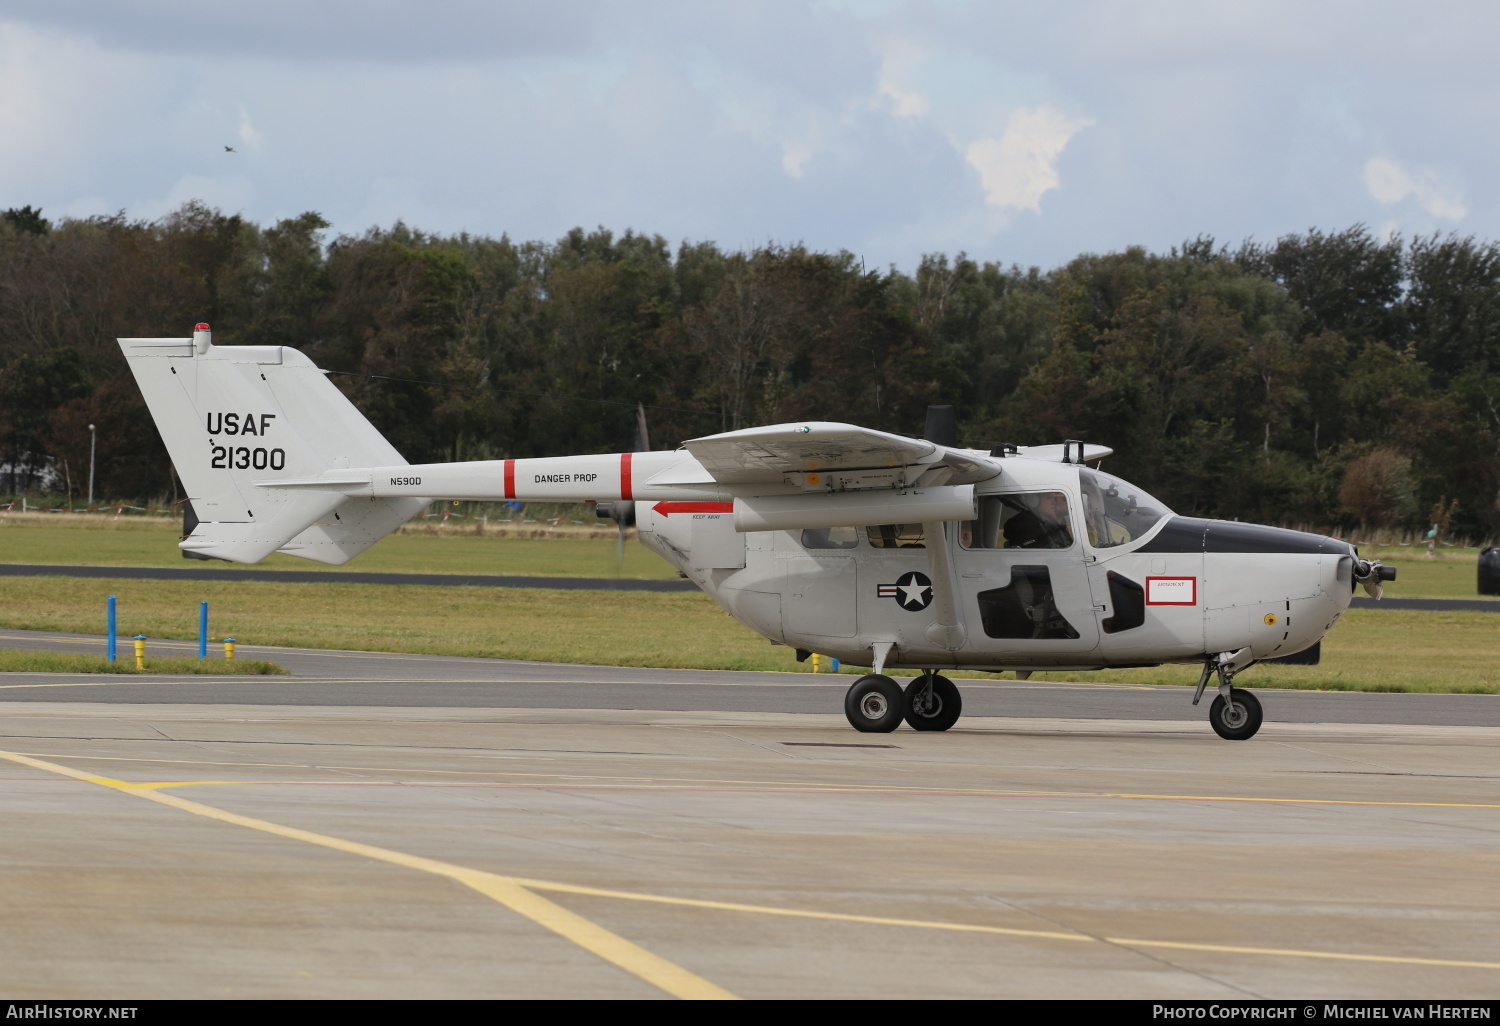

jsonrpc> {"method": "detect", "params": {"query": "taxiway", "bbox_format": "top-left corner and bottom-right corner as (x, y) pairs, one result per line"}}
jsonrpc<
(1, 629), (1496, 999)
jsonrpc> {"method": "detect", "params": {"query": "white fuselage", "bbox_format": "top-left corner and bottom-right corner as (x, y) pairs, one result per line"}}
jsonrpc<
(636, 457), (1352, 673)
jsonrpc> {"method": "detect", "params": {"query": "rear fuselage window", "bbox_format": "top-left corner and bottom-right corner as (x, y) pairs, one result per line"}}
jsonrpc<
(802, 526), (859, 549)
(866, 524), (925, 549)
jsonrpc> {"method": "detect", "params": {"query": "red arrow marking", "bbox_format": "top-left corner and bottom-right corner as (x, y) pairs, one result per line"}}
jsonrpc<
(651, 502), (734, 515)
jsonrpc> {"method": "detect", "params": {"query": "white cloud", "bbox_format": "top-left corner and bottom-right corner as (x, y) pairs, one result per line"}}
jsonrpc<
(965, 106), (1092, 213)
(873, 37), (931, 120)
(236, 108), (262, 150)
(879, 80), (929, 120)
(1363, 156), (1467, 220)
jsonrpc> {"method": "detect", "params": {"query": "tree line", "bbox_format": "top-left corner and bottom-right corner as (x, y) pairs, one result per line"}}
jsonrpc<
(3, 202), (1498, 542)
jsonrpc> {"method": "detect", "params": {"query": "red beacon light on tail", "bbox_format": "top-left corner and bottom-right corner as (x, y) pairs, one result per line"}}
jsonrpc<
(192, 322), (212, 354)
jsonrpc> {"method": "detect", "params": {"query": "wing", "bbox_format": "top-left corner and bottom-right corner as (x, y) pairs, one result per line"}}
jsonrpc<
(683, 422), (997, 487)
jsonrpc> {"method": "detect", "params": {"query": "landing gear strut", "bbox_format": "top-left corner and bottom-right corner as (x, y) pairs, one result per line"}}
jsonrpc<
(1193, 653), (1263, 741)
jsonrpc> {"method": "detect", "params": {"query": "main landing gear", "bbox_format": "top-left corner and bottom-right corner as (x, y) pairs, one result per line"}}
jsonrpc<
(1193, 652), (1263, 740)
(844, 672), (963, 733)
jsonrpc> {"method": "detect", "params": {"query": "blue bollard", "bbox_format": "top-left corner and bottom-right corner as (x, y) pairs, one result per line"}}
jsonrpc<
(831, 658), (840, 672)
(106, 595), (117, 662)
(198, 601), (208, 659)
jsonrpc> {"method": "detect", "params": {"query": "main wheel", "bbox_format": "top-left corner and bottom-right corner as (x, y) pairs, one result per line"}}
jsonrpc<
(1209, 688), (1263, 740)
(844, 675), (905, 733)
(903, 674), (962, 731)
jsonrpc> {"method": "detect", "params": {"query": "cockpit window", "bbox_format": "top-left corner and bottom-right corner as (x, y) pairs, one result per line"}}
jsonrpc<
(1076, 467), (1172, 548)
(961, 493), (1075, 550)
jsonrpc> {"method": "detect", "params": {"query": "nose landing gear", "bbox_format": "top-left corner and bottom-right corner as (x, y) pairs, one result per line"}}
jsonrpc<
(1194, 650), (1264, 740)
(1209, 688), (1263, 740)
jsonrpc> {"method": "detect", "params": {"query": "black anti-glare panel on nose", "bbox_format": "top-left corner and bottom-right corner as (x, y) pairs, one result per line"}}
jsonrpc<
(1138, 517), (1352, 555)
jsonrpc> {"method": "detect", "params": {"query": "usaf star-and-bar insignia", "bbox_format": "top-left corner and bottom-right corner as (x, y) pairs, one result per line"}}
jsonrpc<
(878, 570), (933, 611)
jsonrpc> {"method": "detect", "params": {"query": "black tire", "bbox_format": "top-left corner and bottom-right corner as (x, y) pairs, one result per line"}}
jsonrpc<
(1209, 688), (1263, 740)
(844, 675), (905, 733)
(903, 674), (962, 731)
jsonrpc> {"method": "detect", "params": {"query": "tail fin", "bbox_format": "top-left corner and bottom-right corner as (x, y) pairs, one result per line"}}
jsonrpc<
(119, 324), (426, 564)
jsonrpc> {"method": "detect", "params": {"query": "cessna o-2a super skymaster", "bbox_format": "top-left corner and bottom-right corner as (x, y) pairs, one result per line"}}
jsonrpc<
(122, 324), (1396, 741)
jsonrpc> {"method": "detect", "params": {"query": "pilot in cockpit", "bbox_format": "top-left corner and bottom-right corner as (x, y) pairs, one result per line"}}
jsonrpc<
(1002, 492), (1074, 550)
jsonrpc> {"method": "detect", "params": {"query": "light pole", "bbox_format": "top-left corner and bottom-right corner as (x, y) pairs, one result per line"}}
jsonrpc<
(87, 424), (96, 506)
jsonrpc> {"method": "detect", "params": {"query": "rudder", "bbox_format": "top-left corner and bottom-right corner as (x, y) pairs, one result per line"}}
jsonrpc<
(119, 324), (425, 564)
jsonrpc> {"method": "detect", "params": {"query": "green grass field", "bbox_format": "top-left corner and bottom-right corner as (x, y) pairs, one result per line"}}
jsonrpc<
(0, 574), (1495, 693)
(1, 516), (1496, 693)
(0, 514), (675, 579)
(0, 649), (283, 675)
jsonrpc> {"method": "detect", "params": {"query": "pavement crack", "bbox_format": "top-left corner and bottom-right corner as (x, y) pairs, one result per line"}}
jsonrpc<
(1269, 740), (1393, 771)
(974, 893), (1264, 998)
(717, 731), (799, 759)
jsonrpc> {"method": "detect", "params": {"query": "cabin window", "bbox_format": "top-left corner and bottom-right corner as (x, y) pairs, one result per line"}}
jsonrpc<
(801, 526), (859, 549)
(1076, 468), (1172, 548)
(866, 523), (925, 549)
(976, 566), (1080, 640)
(960, 494), (1074, 550)
(1101, 572), (1146, 633)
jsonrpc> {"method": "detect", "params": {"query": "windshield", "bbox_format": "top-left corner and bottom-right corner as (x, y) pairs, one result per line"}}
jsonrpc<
(1077, 468), (1173, 548)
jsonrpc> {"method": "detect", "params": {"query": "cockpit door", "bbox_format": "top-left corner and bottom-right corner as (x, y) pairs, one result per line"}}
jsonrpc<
(955, 491), (1101, 656)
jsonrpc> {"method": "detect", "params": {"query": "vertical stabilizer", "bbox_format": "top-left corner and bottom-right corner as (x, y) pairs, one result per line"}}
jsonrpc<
(118, 324), (426, 564)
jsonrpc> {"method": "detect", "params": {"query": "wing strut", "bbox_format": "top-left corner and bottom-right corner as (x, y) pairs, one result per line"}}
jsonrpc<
(920, 520), (966, 651)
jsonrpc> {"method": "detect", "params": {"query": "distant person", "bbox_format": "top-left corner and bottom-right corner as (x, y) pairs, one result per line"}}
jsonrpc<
(1003, 492), (1074, 549)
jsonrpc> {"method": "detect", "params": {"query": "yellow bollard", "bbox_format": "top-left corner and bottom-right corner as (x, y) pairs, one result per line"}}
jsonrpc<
(811, 652), (824, 674)
(223, 638), (236, 661)
(132, 635), (146, 671)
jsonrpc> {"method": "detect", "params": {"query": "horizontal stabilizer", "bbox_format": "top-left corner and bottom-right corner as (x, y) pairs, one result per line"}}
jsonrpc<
(178, 489), (348, 563)
(276, 496), (429, 565)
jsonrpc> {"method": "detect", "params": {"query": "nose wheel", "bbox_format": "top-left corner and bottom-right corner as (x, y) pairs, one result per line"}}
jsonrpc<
(1209, 688), (1263, 740)
(1194, 654), (1264, 740)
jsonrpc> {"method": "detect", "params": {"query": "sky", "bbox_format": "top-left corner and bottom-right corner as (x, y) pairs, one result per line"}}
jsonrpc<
(1, 0), (1495, 271)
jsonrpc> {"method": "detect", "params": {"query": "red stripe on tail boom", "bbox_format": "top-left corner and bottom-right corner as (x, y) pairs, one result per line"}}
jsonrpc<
(651, 502), (734, 515)
(621, 452), (633, 501)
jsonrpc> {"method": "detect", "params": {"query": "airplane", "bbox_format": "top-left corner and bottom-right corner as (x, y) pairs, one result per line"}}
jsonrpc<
(119, 324), (1396, 741)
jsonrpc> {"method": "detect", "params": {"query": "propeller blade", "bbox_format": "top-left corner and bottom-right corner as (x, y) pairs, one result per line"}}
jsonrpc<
(632, 403), (651, 453)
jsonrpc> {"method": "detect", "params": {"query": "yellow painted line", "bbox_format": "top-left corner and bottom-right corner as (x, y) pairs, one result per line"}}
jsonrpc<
(0, 748), (735, 1000)
(119, 780), (244, 790)
(509, 878), (1089, 942)
(2, 748), (1499, 974)
(498, 880), (1500, 970)
(1103, 937), (1500, 971)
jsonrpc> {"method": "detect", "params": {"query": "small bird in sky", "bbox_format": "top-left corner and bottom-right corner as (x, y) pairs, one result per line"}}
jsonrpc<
(224, 145), (237, 153)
